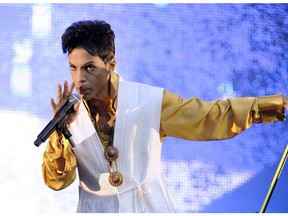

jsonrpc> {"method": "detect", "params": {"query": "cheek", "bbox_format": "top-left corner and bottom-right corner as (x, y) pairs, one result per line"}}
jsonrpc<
(92, 74), (105, 87)
(95, 69), (109, 81)
(93, 72), (109, 89)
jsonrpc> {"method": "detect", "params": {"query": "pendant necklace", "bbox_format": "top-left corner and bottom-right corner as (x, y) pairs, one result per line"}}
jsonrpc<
(94, 112), (123, 187)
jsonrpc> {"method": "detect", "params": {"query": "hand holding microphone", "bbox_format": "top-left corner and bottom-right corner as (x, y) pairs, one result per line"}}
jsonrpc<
(34, 81), (81, 147)
(51, 81), (79, 124)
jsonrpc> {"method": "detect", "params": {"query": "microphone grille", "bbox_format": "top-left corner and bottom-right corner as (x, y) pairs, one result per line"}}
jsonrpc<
(69, 93), (82, 104)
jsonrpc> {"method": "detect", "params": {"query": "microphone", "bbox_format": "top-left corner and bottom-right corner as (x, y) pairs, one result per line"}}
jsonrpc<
(34, 93), (81, 147)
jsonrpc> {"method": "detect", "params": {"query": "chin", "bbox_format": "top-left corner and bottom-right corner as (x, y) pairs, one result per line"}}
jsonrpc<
(82, 94), (93, 101)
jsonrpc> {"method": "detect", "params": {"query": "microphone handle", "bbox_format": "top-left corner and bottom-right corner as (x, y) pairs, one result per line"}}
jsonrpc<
(34, 114), (66, 147)
(34, 103), (72, 147)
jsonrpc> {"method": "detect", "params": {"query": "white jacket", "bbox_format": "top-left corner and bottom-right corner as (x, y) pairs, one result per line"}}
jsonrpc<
(70, 79), (175, 213)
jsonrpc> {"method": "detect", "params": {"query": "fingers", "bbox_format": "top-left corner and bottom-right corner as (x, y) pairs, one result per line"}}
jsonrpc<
(68, 82), (75, 95)
(56, 81), (75, 103)
(52, 81), (76, 115)
(63, 80), (75, 98)
(50, 98), (57, 116)
(62, 80), (69, 98)
(56, 84), (62, 104)
(50, 97), (56, 109)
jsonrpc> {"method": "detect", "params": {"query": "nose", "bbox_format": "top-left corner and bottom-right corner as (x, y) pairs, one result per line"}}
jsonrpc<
(75, 69), (86, 83)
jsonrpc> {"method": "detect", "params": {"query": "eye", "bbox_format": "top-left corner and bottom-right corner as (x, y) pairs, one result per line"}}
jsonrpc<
(70, 65), (76, 71)
(86, 65), (96, 72)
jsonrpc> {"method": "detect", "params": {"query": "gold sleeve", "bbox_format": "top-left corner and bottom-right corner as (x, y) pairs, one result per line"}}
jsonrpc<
(42, 130), (77, 191)
(160, 90), (285, 141)
(257, 94), (285, 123)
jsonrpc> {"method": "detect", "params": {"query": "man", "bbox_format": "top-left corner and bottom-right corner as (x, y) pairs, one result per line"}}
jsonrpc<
(41, 20), (288, 213)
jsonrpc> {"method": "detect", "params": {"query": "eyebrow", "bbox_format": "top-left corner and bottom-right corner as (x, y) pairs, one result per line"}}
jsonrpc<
(69, 61), (96, 67)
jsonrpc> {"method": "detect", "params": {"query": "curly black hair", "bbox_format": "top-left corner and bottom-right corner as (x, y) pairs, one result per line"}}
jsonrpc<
(61, 20), (115, 63)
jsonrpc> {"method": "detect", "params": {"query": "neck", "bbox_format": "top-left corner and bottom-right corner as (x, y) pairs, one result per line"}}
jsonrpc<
(88, 94), (110, 116)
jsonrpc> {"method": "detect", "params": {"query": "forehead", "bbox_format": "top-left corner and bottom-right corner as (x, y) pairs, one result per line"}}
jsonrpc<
(68, 48), (103, 65)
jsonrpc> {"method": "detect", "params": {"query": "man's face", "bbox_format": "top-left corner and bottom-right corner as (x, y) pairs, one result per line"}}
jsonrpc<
(68, 47), (113, 101)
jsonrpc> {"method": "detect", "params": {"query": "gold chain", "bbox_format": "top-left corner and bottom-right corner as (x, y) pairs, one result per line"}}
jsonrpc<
(94, 116), (114, 148)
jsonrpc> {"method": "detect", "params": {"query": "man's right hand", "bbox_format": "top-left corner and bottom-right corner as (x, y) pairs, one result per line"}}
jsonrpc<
(50, 80), (80, 125)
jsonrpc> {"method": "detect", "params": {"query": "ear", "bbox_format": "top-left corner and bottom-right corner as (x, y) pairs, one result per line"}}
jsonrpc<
(110, 58), (117, 71)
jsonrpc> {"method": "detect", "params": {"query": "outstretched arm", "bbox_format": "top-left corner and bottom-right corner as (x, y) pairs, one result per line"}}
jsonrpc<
(160, 90), (285, 141)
